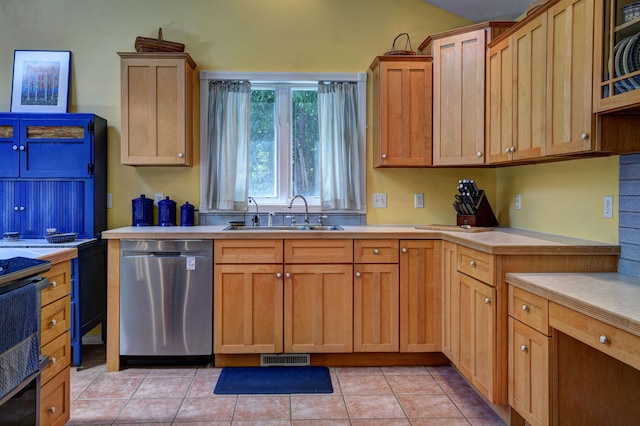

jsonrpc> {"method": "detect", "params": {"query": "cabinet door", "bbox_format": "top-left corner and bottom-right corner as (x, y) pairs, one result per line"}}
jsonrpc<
(441, 242), (459, 363)
(214, 264), (283, 354)
(284, 264), (353, 353)
(433, 29), (486, 165)
(512, 12), (547, 161)
(371, 57), (432, 167)
(458, 273), (497, 402)
(0, 181), (22, 235)
(354, 263), (399, 352)
(0, 118), (19, 177)
(120, 54), (195, 166)
(486, 37), (514, 164)
(546, 0), (596, 155)
(399, 240), (441, 352)
(509, 318), (551, 426)
(20, 118), (93, 178)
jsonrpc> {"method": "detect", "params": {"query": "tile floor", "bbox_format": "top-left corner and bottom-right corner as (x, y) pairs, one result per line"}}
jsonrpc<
(68, 345), (506, 425)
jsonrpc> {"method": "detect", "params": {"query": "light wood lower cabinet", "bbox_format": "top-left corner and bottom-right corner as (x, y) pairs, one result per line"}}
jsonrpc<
(441, 241), (459, 363)
(284, 264), (353, 353)
(458, 272), (496, 400)
(40, 259), (71, 426)
(214, 264), (283, 354)
(400, 240), (441, 352)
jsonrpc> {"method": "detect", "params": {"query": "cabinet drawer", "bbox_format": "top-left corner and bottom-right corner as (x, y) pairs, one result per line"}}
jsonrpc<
(457, 246), (494, 285)
(215, 239), (283, 264)
(285, 239), (353, 264)
(41, 262), (71, 306)
(41, 296), (70, 347)
(550, 302), (640, 371)
(40, 365), (70, 426)
(509, 286), (549, 335)
(41, 331), (70, 385)
(354, 239), (399, 263)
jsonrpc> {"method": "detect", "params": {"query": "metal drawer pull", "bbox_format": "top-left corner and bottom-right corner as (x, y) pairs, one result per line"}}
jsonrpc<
(355, 272), (361, 277)
(49, 406), (56, 414)
(521, 345), (528, 352)
(401, 247), (407, 253)
(50, 280), (57, 288)
(50, 319), (57, 327)
(285, 273), (291, 278)
(599, 335), (609, 344)
(522, 304), (528, 312)
(581, 133), (588, 140)
(276, 273), (282, 278)
(485, 297), (491, 304)
(50, 357), (57, 365)
(476, 151), (483, 158)
(470, 260), (476, 267)
(373, 248), (379, 254)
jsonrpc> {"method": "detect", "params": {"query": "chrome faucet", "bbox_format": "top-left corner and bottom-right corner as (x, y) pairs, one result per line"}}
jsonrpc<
(287, 195), (309, 224)
(248, 197), (259, 226)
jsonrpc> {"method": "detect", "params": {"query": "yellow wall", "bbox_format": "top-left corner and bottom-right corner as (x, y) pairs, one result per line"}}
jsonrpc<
(0, 0), (621, 243)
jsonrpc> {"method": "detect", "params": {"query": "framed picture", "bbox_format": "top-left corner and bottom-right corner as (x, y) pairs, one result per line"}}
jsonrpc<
(10, 50), (71, 113)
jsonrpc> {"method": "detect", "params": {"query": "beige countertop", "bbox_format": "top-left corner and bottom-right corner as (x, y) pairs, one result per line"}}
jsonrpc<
(101, 225), (620, 256)
(506, 272), (640, 338)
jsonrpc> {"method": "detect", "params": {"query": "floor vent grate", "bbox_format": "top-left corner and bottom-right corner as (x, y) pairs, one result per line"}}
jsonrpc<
(260, 354), (310, 366)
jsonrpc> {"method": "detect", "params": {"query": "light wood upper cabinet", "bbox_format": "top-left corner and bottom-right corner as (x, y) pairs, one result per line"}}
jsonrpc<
(421, 23), (514, 166)
(546, 0), (596, 155)
(369, 56), (433, 167)
(486, 37), (514, 164)
(119, 52), (196, 166)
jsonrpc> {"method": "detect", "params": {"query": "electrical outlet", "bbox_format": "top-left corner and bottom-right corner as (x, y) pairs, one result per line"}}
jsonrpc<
(154, 193), (164, 206)
(106, 193), (112, 209)
(515, 194), (521, 210)
(414, 193), (424, 208)
(372, 193), (387, 208)
(604, 195), (614, 218)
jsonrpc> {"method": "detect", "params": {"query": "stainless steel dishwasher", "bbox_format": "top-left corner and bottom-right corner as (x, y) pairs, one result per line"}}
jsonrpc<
(119, 239), (213, 356)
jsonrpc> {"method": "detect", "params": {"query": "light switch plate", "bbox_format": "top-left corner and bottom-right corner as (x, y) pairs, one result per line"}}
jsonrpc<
(106, 193), (112, 209)
(515, 194), (521, 210)
(154, 193), (164, 207)
(604, 196), (614, 218)
(414, 193), (424, 208)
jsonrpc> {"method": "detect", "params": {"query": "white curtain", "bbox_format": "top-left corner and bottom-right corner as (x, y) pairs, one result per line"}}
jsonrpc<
(318, 82), (361, 210)
(206, 81), (251, 210)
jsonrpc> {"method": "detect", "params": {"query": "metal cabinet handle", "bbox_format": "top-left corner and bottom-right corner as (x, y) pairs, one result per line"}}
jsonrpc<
(285, 273), (291, 278)
(599, 335), (609, 344)
(49, 406), (56, 414)
(50, 280), (57, 288)
(521, 344), (528, 352)
(50, 357), (57, 365)
(476, 151), (483, 158)
(178, 152), (184, 158)
(522, 304), (528, 312)
(19, 145), (25, 151)
(581, 133), (588, 140)
(373, 248), (380, 255)
(470, 260), (476, 267)
(485, 297), (491, 304)
(50, 319), (57, 327)
(401, 247), (407, 253)
(14, 206), (19, 211)
(19, 206), (25, 211)
(355, 272), (361, 277)
(12, 145), (18, 151)
(381, 154), (387, 159)
(276, 273), (282, 278)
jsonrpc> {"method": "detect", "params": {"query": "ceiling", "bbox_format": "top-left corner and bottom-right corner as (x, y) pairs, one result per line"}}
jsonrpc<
(425, 0), (535, 22)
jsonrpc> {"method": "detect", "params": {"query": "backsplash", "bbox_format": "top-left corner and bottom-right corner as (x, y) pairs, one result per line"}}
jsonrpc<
(619, 154), (640, 277)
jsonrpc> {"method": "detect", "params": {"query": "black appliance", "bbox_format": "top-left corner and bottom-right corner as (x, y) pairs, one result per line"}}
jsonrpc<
(0, 257), (51, 425)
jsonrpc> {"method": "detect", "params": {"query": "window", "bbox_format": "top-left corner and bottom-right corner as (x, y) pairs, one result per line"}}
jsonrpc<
(199, 72), (367, 213)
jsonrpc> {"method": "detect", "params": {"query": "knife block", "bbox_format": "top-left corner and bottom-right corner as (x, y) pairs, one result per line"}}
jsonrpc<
(456, 191), (498, 227)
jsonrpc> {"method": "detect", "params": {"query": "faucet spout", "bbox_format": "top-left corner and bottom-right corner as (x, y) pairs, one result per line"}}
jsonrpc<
(248, 197), (259, 226)
(288, 195), (309, 224)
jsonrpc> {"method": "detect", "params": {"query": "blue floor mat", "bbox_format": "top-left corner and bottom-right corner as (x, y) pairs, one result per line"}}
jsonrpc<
(214, 366), (333, 394)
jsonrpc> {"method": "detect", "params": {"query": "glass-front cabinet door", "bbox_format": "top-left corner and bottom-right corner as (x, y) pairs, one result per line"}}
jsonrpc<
(595, 0), (640, 112)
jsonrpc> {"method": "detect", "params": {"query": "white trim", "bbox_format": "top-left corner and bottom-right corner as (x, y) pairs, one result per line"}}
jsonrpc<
(199, 71), (368, 213)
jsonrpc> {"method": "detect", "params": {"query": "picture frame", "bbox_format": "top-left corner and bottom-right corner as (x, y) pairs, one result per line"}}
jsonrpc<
(10, 50), (71, 113)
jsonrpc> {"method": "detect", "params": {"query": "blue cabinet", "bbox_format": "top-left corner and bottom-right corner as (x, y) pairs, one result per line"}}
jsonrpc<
(0, 113), (106, 238)
(0, 112), (107, 367)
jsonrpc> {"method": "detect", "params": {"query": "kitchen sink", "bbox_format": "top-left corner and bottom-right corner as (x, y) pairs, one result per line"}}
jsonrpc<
(223, 224), (344, 231)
